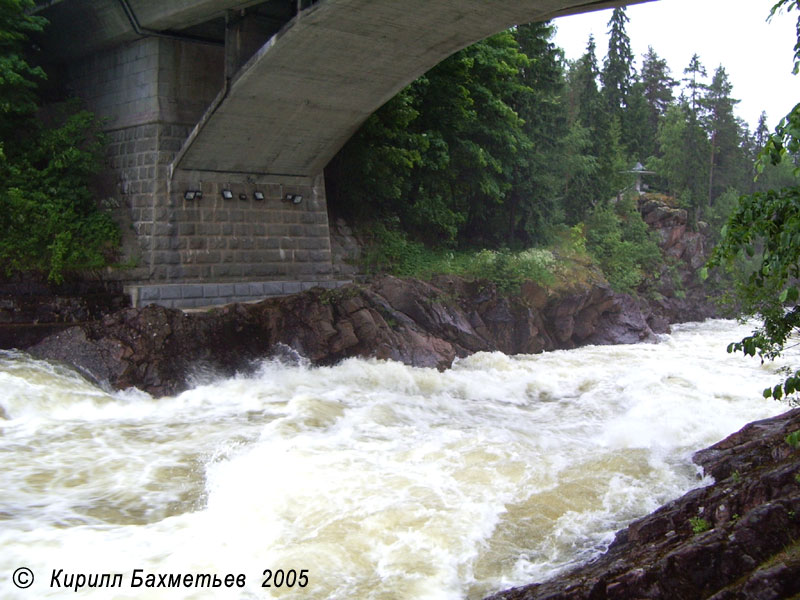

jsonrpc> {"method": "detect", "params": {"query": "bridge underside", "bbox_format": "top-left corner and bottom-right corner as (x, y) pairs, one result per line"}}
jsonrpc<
(175, 0), (652, 177)
(38, 0), (650, 307)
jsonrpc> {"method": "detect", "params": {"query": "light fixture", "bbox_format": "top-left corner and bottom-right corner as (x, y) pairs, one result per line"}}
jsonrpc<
(183, 190), (197, 200)
(195, 190), (203, 200)
(253, 191), (265, 201)
(221, 189), (233, 200)
(285, 193), (303, 204)
(239, 193), (248, 201)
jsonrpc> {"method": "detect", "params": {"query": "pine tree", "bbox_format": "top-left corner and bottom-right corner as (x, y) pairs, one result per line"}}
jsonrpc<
(571, 35), (602, 128)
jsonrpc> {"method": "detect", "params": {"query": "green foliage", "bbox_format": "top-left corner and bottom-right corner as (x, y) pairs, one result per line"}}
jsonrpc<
(0, 107), (119, 282)
(360, 223), (556, 294)
(786, 430), (800, 449)
(689, 516), (712, 534)
(711, 186), (800, 380)
(327, 2), (767, 299)
(0, 3), (119, 282)
(359, 222), (434, 277)
(708, 0), (800, 402)
(601, 8), (634, 117)
(584, 195), (662, 293)
(0, 0), (46, 129)
(459, 248), (556, 293)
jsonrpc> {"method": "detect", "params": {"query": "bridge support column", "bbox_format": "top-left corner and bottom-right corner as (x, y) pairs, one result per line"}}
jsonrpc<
(64, 35), (341, 308)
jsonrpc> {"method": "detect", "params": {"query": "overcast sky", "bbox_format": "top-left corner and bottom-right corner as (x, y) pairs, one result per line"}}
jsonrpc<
(551, 0), (800, 131)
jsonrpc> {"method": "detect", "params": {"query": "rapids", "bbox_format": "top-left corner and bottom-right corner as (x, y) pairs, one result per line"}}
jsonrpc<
(0, 319), (793, 599)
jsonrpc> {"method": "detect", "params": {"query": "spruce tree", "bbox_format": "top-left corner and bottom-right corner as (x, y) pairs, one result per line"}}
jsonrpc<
(702, 66), (744, 205)
(509, 21), (568, 244)
(640, 46), (677, 156)
(601, 7), (635, 119)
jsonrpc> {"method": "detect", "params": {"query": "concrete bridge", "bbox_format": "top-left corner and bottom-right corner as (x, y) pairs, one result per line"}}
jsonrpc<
(38, 0), (650, 307)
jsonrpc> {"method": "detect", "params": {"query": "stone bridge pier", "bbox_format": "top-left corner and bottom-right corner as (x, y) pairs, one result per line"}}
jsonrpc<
(51, 2), (340, 308)
(38, 0), (648, 308)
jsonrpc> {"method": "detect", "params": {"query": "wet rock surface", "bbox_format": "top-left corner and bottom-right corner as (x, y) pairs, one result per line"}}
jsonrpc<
(483, 408), (800, 600)
(28, 274), (660, 397)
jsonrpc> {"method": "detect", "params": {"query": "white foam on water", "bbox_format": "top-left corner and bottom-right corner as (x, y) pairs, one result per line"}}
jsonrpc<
(0, 319), (791, 599)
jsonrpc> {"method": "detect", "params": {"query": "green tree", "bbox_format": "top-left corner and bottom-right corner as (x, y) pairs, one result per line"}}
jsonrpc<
(507, 21), (568, 244)
(410, 31), (531, 246)
(651, 103), (709, 221)
(702, 66), (746, 206)
(601, 7), (634, 118)
(327, 31), (533, 247)
(640, 46), (678, 158)
(682, 53), (708, 117)
(0, 0), (46, 131)
(0, 0), (118, 282)
(564, 35), (614, 221)
(622, 78), (652, 164)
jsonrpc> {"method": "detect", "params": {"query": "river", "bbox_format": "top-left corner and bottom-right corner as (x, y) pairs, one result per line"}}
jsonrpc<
(0, 319), (793, 600)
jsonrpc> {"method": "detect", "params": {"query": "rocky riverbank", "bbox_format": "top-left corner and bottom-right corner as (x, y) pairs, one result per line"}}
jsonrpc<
(22, 195), (720, 396)
(484, 407), (800, 600)
(27, 273), (680, 397)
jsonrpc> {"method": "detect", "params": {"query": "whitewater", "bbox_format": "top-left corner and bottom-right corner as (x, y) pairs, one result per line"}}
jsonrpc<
(0, 319), (792, 599)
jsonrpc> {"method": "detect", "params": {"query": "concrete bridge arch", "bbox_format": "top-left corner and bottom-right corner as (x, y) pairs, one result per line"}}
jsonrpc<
(39, 0), (649, 307)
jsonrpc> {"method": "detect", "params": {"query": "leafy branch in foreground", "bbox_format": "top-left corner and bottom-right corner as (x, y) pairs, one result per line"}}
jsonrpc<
(707, 0), (800, 401)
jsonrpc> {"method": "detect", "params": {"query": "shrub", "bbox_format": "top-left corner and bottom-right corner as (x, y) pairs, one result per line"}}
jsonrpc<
(0, 108), (119, 282)
(584, 195), (662, 293)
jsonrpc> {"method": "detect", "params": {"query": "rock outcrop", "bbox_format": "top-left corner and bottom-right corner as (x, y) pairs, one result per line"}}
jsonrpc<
(639, 194), (721, 327)
(29, 275), (657, 397)
(484, 408), (800, 600)
(0, 278), (129, 349)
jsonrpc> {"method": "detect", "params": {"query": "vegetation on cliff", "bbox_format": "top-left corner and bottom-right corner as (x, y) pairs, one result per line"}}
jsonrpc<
(0, 0), (118, 284)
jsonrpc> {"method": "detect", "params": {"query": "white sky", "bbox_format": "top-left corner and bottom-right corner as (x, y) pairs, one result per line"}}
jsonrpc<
(552, 0), (800, 131)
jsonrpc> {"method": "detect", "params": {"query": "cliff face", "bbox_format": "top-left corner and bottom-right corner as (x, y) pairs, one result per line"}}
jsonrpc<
(484, 408), (800, 600)
(28, 274), (657, 397)
(639, 195), (721, 328)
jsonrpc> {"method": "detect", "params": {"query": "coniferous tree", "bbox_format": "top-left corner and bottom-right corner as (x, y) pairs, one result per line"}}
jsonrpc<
(508, 21), (568, 244)
(624, 77), (654, 162)
(702, 66), (745, 205)
(640, 46), (677, 156)
(564, 35), (606, 222)
(602, 7), (637, 154)
(602, 7), (634, 116)
(755, 111), (770, 149)
(683, 53), (708, 117)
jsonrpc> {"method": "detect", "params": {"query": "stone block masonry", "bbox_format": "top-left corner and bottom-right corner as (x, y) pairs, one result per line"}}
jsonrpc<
(125, 278), (351, 309)
(63, 35), (339, 306)
(153, 169), (336, 289)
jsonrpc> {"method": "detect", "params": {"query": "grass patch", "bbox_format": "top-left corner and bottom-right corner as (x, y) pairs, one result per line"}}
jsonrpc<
(689, 516), (712, 534)
(359, 223), (559, 294)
